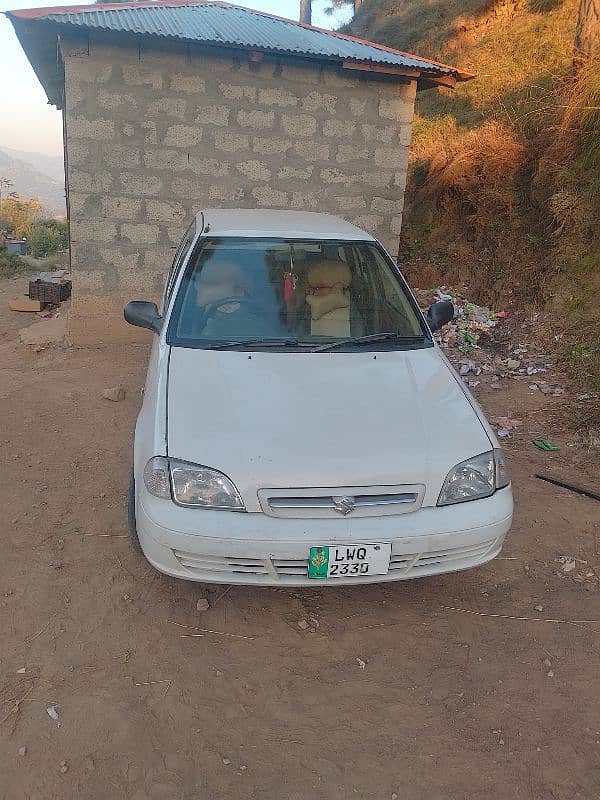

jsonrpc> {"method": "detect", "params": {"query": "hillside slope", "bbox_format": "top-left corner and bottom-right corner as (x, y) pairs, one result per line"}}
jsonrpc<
(348, 0), (599, 390)
(0, 148), (65, 215)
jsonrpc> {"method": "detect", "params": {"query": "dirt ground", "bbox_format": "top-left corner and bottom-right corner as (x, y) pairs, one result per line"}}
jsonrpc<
(1, 275), (600, 800)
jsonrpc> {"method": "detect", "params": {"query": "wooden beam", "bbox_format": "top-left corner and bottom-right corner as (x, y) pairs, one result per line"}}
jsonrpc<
(423, 74), (457, 89)
(342, 60), (420, 78)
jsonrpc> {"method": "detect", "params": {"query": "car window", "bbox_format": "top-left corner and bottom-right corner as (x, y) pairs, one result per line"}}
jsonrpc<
(167, 237), (427, 348)
(161, 220), (197, 312)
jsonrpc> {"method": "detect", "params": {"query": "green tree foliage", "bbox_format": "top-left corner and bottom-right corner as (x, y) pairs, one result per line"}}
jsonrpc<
(0, 195), (42, 239)
(0, 250), (28, 279)
(29, 218), (68, 258)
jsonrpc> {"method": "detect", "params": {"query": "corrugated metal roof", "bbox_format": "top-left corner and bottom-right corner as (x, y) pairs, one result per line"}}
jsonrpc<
(8, 0), (467, 78)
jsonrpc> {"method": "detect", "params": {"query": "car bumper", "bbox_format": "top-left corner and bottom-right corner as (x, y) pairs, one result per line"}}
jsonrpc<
(135, 486), (513, 586)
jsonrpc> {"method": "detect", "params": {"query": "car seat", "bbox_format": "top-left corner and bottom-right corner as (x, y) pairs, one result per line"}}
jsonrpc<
(305, 260), (352, 337)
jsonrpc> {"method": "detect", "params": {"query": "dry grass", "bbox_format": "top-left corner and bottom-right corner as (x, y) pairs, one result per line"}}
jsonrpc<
(418, 121), (527, 238)
(350, 0), (600, 397)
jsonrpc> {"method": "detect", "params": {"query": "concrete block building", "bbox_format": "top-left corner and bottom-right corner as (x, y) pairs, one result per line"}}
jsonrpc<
(9, 0), (469, 341)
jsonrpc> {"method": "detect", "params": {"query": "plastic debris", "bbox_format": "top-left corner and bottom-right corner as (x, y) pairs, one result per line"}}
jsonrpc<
(535, 382), (565, 397)
(494, 417), (522, 431)
(532, 438), (560, 451)
(526, 366), (546, 375)
(459, 359), (481, 376)
(356, 658), (366, 670)
(425, 287), (504, 352)
(559, 557), (576, 573)
(46, 705), (60, 721)
(196, 598), (210, 612)
(297, 619), (309, 630)
(18, 746), (27, 757)
(494, 417), (522, 438)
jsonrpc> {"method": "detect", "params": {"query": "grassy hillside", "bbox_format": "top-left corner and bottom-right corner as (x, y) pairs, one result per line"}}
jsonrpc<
(348, 0), (600, 391)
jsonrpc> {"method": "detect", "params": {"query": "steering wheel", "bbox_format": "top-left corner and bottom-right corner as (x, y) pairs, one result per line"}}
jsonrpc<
(203, 295), (265, 321)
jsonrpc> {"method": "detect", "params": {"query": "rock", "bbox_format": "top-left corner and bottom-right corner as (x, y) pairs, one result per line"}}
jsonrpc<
(392, 794), (398, 800)
(222, 757), (231, 766)
(297, 619), (309, 630)
(543, 658), (552, 668)
(102, 385), (125, 402)
(196, 598), (210, 612)
(506, 358), (521, 370)
(547, 670), (555, 678)
(537, 382), (554, 395)
(560, 557), (576, 574)
(534, 605), (544, 612)
(18, 746), (27, 756)
(16, 667), (26, 674)
(240, 765), (247, 771)
(60, 760), (69, 774)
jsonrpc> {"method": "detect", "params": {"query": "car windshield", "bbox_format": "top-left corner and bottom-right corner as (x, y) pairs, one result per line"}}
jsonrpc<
(167, 237), (429, 350)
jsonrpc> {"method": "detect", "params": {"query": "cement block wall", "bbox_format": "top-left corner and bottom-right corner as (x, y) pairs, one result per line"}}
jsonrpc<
(62, 38), (417, 341)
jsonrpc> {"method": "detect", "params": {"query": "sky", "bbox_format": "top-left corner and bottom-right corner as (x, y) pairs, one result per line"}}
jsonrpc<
(0, 0), (352, 157)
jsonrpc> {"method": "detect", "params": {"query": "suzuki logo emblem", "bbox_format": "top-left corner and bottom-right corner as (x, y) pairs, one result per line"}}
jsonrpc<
(332, 496), (356, 516)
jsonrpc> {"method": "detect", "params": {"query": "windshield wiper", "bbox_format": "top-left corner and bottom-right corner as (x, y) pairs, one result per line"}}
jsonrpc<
(204, 338), (313, 350)
(311, 332), (427, 353)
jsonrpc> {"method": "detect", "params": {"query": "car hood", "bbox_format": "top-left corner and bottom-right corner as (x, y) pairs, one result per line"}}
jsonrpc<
(167, 347), (492, 510)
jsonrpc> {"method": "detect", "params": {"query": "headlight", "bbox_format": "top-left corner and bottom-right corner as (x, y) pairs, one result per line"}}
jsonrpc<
(143, 457), (170, 498)
(143, 457), (244, 510)
(437, 449), (510, 506)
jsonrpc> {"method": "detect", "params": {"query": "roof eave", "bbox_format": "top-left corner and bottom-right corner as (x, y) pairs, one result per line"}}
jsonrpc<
(7, 16), (64, 108)
(5, 7), (473, 110)
(6, 0), (472, 82)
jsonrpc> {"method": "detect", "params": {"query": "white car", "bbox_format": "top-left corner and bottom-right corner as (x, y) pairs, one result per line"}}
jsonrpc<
(125, 209), (512, 586)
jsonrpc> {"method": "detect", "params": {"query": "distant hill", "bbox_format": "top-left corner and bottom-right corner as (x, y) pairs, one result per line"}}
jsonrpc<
(0, 147), (65, 215)
(2, 146), (64, 184)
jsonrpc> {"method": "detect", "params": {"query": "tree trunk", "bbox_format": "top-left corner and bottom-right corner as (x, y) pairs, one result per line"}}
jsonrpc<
(574, 0), (600, 65)
(299, 0), (312, 24)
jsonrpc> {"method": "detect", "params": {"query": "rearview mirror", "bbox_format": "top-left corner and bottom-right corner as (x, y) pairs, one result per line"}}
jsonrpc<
(426, 300), (454, 333)
(124, 301), (163, 334)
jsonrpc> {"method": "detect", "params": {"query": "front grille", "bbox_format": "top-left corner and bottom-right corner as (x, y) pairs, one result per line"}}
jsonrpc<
(389, 539), (496, 575)
(172, 538), (498, 581)
(268, 493), (418, 511)
(172, 550), (269, 576)
(259, 484), (425, 518)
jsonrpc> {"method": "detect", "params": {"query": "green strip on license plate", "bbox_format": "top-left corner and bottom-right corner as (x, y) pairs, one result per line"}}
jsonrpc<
(308, 546), (330, 578)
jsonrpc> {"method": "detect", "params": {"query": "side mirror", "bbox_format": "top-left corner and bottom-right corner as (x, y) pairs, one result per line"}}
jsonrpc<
(426, 300), (454, 333)
(124, 300), (163, 334)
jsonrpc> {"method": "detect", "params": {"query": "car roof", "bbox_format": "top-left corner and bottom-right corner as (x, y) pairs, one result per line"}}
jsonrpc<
(196, 209), (377, 241)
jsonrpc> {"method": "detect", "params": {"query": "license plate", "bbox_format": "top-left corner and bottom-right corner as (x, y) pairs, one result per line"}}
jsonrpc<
(308, 544), (391, 579)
